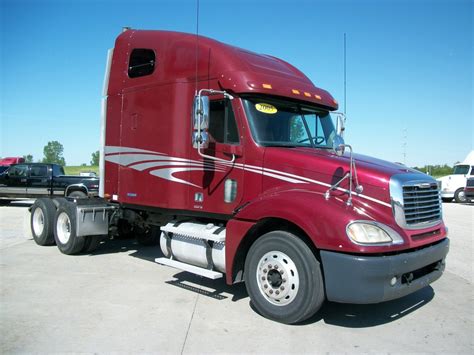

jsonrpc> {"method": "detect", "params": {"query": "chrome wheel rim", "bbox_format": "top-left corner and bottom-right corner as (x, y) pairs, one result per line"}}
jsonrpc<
(56, 212), (71, 244)
(458, 190), (466, 202)
(32, 208), (45, 236)
(256, 251), (299, 306)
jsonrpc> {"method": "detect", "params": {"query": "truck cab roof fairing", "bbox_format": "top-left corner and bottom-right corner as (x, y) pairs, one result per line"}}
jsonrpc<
(108, 30), (338, 110)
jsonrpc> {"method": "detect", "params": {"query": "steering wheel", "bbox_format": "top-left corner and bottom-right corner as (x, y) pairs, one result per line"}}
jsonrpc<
(297, 136), (325, 145)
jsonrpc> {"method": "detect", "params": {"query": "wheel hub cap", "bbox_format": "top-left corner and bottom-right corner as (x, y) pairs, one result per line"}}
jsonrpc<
(32, 208), (45, 236)
(256, 251), (299, 306)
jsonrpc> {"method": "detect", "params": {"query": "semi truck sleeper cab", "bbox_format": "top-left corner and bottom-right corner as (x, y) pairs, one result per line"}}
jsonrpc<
(29, 29), (449, 324)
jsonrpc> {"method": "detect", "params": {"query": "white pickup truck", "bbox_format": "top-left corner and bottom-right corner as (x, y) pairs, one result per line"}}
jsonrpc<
(437, 151), (474, 203)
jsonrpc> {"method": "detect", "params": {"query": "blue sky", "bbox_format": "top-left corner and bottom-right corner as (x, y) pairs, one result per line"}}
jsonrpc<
(1, 0), (472, 166)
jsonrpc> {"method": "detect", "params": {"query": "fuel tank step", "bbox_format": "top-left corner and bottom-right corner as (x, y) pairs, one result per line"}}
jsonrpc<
(155, 257), (223, 279)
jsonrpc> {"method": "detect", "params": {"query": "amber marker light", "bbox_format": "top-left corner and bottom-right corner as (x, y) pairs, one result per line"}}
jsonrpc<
(262, 83), (272, 89)
(292, 89), (300, 94)
(315, 94), (322, 100)
(304, 92), (311, 97)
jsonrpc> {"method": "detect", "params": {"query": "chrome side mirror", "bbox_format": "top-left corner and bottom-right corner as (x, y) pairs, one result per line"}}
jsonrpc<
(333, 135), (345, 156)
(335, 113), (346, 137)
(192, 95), (210, 149)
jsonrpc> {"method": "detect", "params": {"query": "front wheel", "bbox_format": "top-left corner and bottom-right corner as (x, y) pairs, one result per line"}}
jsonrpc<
(454, 188), (467, 203)
(244, 231), (325, 324)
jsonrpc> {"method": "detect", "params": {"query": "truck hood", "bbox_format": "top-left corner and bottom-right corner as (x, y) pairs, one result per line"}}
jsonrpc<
(262, 147), (428, 207)
(265, 147), (419, 188)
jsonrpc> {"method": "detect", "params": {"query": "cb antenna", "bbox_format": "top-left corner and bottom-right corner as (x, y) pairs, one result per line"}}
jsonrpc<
(343, 32), (347, 116)
(194, 0), (200, 94)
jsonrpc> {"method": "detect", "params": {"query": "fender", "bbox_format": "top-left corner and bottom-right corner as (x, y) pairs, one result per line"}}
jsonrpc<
(226, 187), (414, 284)
(65, 183), (89, 196)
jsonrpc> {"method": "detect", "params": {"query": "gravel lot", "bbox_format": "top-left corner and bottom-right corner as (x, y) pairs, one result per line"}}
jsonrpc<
(0, 201), (472, 354)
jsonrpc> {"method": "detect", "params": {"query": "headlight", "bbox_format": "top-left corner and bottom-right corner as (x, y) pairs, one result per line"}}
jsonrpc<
(346, 221), (404, 245)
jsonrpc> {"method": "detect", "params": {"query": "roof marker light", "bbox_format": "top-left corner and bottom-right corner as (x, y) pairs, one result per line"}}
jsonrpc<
(315, 94), (322, 100)
(304, 92), (311, 97)
(262, 84), (272, 89)
(292, 89), (300, 95)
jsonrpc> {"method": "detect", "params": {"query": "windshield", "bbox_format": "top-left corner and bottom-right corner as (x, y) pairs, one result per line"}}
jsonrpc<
(453, 165), (470, 175)
(242, 96), (336, 148)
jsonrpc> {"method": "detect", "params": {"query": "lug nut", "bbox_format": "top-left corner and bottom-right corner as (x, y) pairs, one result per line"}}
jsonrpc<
(268, 264), (272, 269)
(280, 286), (285, 291)
(269, 290), (273, 294)
(274, 265), (278, 269)
(275, 290), (280, 295)
(264, 284), (268, 289)
(261, 276), (266, 281)
(263, 269), (267, 273)
(282, 279), (286, 283)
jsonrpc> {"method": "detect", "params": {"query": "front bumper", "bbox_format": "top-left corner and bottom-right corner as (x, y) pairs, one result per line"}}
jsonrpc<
(320, 238), (449, 304)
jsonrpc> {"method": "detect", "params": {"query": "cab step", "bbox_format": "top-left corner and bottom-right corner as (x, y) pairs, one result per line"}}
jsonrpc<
(155, 257), (223, 279)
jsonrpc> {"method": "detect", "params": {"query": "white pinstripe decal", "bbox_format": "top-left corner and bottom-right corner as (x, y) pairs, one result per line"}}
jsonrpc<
(105, 146), (390, 208)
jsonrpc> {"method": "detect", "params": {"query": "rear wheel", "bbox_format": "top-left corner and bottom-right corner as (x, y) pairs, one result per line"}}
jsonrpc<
(454, 188), (467, 203)
(244, 231), (325, 324)
(136, 225), (161, 246)
(30, 198), (56, 246)
(54, 201), (85, 255)
(81, 236), (102, 253)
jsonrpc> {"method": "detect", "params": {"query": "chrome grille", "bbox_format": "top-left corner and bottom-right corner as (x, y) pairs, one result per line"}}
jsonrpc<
(390, 174), (443, 230)
(402, 184), (441, 226)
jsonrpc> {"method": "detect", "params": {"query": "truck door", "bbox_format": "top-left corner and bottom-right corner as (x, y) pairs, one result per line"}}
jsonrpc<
(189, 98), (244, 215)
(0, 164), (28, 196)
(27, 164), (51, 196)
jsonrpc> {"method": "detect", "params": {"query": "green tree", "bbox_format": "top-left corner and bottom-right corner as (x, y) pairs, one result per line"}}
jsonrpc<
(90, 150), (100, 166)
(42, 141), (66, 166)
(23, 154), (33, 163)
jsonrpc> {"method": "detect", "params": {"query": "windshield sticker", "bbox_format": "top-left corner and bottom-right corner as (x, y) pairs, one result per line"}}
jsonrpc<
(255, 103), (277, 114)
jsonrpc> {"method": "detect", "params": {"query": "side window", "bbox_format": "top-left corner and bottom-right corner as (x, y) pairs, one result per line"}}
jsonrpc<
(470, 167), (474, 176)
(128, 49), (156, 78)
(9, 165), (28, 177)
(30, 165), (48, 177)
(208, 100), (240, 144)
(52, 165), (64, 177)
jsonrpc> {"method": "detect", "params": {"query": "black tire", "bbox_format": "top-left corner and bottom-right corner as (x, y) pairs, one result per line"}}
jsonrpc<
(441, 197), (452, 203)
(68, 190), (87, 199)
(81, 236), (102, 253)
(53, 200), (85, 255)
(116, 219), (133, 239)
(136, 225), (161, 246)
(30, 198), (57, 246)
(454, 188), (467, 203)
(244, 231), (325, 324)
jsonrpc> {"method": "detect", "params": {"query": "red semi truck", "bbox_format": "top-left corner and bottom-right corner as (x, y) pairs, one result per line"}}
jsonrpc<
(29, 29), (449, 324)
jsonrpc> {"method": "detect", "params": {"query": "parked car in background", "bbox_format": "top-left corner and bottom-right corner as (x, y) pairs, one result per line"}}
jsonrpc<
(465, 177), (474, 202)
(0, 163), (99, 202)
(437, 151), (474, 203)
(0, 157), (25, 166)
